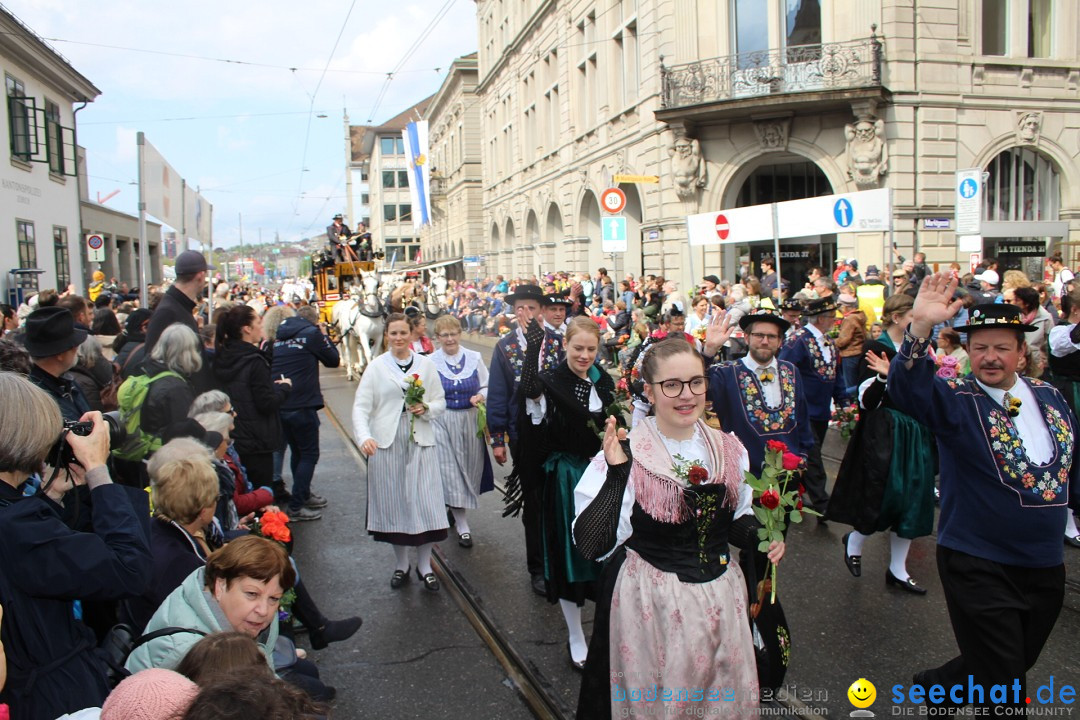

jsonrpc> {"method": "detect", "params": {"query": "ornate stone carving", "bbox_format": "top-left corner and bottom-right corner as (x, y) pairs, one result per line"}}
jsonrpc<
(668, 127), (706, 200)
(754, 119), (790, 152)
(844, 116), (887, 186)
(1016, 111), (1042, 144)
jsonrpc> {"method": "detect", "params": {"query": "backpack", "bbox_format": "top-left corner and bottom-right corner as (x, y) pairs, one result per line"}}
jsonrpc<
(112, 369), (182, 462)
(100, 342), (145, 412)
(100, 624), (206, 688)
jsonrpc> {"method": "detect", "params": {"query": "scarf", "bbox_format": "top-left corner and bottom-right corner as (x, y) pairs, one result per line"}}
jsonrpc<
(627, 417), (745, 523)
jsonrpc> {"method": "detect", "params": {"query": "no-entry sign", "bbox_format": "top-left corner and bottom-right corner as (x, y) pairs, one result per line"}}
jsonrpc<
(715, 214), (730, 240)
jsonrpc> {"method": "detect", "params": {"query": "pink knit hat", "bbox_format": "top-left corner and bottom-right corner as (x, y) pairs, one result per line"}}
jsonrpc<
(101, 669), (199, 720)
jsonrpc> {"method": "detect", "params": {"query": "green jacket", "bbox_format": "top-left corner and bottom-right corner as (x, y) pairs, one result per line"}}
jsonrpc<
(125, 567), (277, 673)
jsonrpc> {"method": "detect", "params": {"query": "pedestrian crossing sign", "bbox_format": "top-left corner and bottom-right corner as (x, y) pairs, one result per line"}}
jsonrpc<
(602, 216), (627, 252)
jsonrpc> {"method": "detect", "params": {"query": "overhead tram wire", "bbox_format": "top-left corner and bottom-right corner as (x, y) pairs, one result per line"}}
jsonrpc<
(365, 0), (458, 123)
(284, 0), (359, 240)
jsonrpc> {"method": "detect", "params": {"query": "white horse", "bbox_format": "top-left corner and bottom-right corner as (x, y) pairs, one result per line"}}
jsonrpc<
(332, 273), (384, 381)
(426, 267), (449, 312)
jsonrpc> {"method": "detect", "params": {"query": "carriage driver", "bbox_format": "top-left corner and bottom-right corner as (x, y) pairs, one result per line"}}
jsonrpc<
(326, 213), (353, 263)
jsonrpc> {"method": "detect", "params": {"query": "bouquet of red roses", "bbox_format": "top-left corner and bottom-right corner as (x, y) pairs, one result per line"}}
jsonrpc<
(404, 373), (425, 441)
(743, 440), (819, 603)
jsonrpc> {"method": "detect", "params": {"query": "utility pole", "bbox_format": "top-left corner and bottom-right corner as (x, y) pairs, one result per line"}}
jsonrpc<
(344, 105), (353, 225)
(238, 212), (243, 278)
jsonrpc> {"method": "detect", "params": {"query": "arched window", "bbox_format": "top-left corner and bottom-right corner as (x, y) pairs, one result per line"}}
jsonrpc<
(983, 147), (1059, 222)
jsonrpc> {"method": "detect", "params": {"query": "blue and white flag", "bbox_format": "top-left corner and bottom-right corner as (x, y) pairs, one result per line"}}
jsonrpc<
(402, 120), (430, 230)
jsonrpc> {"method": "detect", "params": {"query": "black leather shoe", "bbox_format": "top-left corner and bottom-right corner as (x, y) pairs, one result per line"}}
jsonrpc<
(417, 568), (440, 592)
(391, 567), (411, 589)
(886, 570), (927, 595)
(310, 616), (363, 650)
(458, 532), (473, 548)
(567, 642), (586, 672)
(841, 533), (861, 578)
(1065, 534), (1080, 549)
(530, 573), (547, 597)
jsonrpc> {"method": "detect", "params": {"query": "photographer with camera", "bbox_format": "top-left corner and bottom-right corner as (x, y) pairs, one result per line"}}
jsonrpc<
(24, 306), (92, 422)
(0, 372), (152, 720)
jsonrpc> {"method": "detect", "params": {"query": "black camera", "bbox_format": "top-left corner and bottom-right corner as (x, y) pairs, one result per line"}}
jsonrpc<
(49, 412), (126, 470)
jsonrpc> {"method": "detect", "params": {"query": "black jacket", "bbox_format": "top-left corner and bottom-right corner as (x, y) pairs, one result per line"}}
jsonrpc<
(122, 516), (209, 633)
(144, 285), (198, 354)
(271, 316), (340, 411)
(140, 358), (196, 438)
(0, 479), (151, 720)
(213, 341), (291, 454)
(29, 364), (91, 422)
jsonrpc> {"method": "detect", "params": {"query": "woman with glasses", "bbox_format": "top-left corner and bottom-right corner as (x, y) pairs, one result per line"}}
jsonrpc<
(430, 315), (492, 547)
(572, 338), (785, 719)
(520, 316), (615, 671)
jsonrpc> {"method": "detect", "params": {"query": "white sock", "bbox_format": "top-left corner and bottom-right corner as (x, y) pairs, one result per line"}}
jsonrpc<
(451, 507), (471, 535)
(1066, 512), (1079, 538)
(846, 530), (868, 556)
(560, 599), (588, 663)
(393, 545), (410, 573)
(417, 543), (434, 576)
(888, 533), (912, 581)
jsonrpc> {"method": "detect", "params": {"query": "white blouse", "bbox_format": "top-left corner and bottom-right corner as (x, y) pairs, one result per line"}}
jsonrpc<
(572, 421), (752, 561)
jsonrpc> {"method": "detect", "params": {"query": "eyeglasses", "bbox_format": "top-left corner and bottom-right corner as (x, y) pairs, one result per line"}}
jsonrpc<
(748, 332), (780, 342)
(437, 332), (461, 339)
(652, 376), (708, 398)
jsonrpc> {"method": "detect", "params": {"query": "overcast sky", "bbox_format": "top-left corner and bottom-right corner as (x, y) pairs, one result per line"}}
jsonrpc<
(9, 0), (478, 247)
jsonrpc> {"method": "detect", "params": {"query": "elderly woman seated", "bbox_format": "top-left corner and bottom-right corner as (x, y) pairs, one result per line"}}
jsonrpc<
(125, 534), (335, 701)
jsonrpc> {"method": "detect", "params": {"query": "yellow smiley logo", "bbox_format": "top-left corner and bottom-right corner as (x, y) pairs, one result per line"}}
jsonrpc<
(848, 678), (876, 709)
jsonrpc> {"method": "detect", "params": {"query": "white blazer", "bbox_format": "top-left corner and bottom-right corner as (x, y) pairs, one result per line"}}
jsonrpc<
(352, 351), (446, 448)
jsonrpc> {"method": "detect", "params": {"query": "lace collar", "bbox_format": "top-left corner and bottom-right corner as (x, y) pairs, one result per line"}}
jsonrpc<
(431, 348), (479, 381)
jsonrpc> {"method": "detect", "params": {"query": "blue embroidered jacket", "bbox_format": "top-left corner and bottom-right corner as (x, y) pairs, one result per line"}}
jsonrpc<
(486, 329), (564, 448)
(707, 359), (814, 475)
(779, 327), (849, 421)
(889, 335), (1079, 567)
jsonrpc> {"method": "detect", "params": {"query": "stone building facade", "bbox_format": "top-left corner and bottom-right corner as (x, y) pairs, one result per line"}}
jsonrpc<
(474, 0), (1080, 291)
(421, 53), (485, 273)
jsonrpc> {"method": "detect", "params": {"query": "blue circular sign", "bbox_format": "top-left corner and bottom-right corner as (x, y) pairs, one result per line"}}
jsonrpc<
(959, 178), (978, 199)
(833, 198), (853, 228)
(87, 234), (104, 249)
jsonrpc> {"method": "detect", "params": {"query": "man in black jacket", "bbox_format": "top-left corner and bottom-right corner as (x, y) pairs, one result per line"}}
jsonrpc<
(272, 305), (340, 521)
(144, 250), (211, 354)
(24, 306), (91, 422)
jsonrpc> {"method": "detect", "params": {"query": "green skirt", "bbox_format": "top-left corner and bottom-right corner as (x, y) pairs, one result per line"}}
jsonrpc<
(876, 408), (936, 539)
(542, 452), (603, 596)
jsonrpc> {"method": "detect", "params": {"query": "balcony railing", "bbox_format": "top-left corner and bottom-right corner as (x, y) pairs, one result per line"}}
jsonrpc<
(660, 34), (882, 110)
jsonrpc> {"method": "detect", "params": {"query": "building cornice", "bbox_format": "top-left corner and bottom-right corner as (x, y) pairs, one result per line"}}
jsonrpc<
(0, 11), (100, 101)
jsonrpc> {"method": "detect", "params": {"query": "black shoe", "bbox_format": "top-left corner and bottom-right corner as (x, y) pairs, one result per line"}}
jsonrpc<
(530, 573), (547, 597)
(391, 567), (411, 589)
(1065, 534), (1080, 549)
(841, 533), (862, 578)
(816, 516), (829, 528)
(886, 569), (927, 595)
(458, 532), (473, 548)
(567, 642), (586, 672)
(447, 507), (456, 526)
(309, 616), (363, 650)
(416, 567), (440, 591)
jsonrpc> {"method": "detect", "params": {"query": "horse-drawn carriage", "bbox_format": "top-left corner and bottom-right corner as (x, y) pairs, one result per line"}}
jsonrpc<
(311, 256), (376, 340)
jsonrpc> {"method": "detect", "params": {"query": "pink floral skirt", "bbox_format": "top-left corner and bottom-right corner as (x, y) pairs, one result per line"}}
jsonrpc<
(609, 548), (759, 715)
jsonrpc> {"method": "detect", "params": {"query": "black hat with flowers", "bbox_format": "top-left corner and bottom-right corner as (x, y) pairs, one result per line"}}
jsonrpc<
(543, 292), (574, 308)
(801, 296), (838, 317)
(953, 303), (1037, 334)
(739, 307), (791, 334)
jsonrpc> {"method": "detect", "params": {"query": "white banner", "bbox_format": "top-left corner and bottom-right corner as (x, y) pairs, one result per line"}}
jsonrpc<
(687, 204), (774, 246)
(140, 136), (184, 230)
(184, 187), (212, 245)
(775, 188), (891, 237)
(401, 121), (430, 230)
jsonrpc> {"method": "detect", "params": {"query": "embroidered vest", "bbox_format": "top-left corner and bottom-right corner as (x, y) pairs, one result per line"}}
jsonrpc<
(731, 361), (798, 434)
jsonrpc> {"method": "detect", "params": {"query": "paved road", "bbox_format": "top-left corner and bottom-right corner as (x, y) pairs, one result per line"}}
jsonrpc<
(297, 342), (1080, 718)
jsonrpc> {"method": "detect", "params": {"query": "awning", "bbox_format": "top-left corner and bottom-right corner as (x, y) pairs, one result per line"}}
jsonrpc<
(408, 257), (463, 272)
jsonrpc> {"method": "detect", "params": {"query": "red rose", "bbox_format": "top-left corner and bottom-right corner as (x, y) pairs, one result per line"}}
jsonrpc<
(765, 440), (788, 454)
(412, 373), (420, 380)
(796, 499), (804, 511)
(781, 452), (802, 471)
(687, 465), (708, 485)
(760, 489), (781, 510)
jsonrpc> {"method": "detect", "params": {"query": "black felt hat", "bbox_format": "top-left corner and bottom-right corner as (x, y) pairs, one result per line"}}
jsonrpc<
(24, 307), (87, 357)
(802, 297), (838, 317)
(953, 303), (1037, 334)
(543, 292), (574, 307)
(739, 307), (791, 334)
(505, 284), (546, 306)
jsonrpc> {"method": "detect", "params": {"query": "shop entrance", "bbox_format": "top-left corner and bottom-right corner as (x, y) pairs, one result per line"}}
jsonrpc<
(726, 159), (836, 294)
